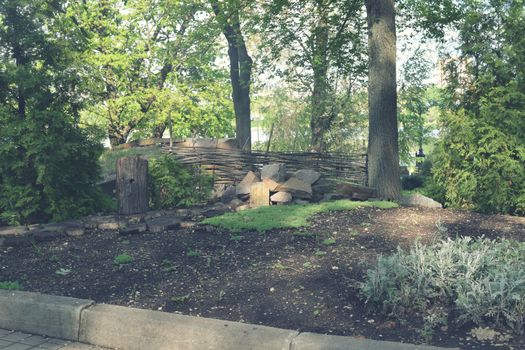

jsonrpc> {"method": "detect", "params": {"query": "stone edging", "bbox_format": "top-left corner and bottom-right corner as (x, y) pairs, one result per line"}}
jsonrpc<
(0, 290), (456, 350)
(0, 203), (231, 248)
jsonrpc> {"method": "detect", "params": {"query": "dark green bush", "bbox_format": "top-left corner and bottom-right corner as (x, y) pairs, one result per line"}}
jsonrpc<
(0, 115), (111, 225)
(432, 108), (525, 215)
(148, 155), (213, 209)
(401, 174), (425, 190)
(361, 237), (525, 336)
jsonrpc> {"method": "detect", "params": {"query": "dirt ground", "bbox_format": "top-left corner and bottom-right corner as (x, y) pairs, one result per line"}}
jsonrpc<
(1, 207), (524, 350)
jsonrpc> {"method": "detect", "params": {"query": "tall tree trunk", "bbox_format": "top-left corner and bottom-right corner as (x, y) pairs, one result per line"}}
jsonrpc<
(365, 0), (401, 199)
(310, 4), (331, 153)
(211, 1), (252, 152)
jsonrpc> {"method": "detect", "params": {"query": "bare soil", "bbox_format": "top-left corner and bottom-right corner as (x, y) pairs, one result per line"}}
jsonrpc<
(1, 207), (524, 350)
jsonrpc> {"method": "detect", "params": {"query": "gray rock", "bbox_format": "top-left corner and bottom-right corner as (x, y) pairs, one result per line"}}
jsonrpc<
(262, 178), (280, 192)
(220, 185), (237, 203)
(236, 171), (261, 195)
(400, 193), (443, 209)
(119, 223), (148, 235)
(146, 217), (181, 233)
(321, 193), (345, 202)
(235, 204), (251, 212)
(229, 198), (244, 209)
(276, 177), (312, 199)
(261, 163), (287, 182)
(294, 169), (320, 185)
(270, 192), (292, 203)
(293, 199), (310, 205)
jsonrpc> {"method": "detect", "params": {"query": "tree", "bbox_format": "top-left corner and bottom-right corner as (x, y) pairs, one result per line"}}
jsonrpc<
(365, 0), (401, 199)
(0, 0), (107, 224)
(210, 0), (253, 152)
(77, 0), (234, 146)
(256, 0), (367, 152)
(431, 0), (525, 214)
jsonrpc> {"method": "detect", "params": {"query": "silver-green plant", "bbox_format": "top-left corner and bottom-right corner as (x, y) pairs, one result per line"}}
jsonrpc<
(361, 237), (525, 336)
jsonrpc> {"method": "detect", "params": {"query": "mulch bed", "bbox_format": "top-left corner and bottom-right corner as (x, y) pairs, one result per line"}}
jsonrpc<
(1, 207), (525, 350)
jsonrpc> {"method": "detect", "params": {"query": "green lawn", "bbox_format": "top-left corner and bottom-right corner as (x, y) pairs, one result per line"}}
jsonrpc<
(202, 200), (398, 232)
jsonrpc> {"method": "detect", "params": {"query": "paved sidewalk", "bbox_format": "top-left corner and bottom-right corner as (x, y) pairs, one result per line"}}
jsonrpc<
(0, 329), (109, 350)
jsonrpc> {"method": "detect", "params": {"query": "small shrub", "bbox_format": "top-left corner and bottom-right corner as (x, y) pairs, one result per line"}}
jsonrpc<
(361, 237), (525, 336)
(0, 281), (22, 290)
(114, 254), (134, 265)
(148, 155), (213, 209)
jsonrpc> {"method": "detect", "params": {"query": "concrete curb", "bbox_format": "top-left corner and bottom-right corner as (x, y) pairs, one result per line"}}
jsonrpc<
(0, 290), (457, 350)
(0, 290), (93, 340)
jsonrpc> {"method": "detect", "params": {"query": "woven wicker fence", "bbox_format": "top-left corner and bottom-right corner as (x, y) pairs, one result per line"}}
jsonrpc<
(152, 138), (368, 186)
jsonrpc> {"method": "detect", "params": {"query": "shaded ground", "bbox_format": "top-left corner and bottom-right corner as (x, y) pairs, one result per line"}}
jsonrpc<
(1, 207), (524, 349)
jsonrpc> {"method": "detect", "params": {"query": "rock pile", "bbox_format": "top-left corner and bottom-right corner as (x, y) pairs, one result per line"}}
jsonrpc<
(217, 163), (321, 210)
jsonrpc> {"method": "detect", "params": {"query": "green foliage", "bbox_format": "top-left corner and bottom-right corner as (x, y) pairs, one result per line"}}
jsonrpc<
(99, 146), (164, 179)
(401, 175), (425, 190)
(114, 254), (134, 265)
(0, 0), (111, 225)
(0, 281), (22, 291)
(148, 155), (213, 209)
(429, 0), (525, 215)
(202, 200), (397, 233)
(361, 237), (525, 335)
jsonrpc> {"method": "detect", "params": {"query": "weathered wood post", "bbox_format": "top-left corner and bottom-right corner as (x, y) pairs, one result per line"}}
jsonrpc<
(117, 156), (148, 215)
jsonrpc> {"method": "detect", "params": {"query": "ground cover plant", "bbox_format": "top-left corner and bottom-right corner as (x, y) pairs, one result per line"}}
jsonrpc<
(202, 200), (398, 232)
(2, 206), (525, 350)
(362, 237), (525, 339)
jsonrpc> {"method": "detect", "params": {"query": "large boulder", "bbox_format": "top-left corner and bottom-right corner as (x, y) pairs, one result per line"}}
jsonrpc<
(261, 163), (287, 182)
(236, 171), (260, 195)
(220, 185), (237, 203)
(270, 191), (292, 204)
(276, 177), (312, 199)
(262, 178), (280, 192)
(400, 193), (443, 209)
(294, 169), (321, 185)
(250, 182), (271, 208)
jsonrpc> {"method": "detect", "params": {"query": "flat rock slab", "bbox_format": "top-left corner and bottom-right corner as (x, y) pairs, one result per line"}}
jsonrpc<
(400, 193), (443, 209)
(261, 163), (287, 182)
(0, 290), (93, 340)
(80, 304), (298, 350)
(146, 217), (181, 233)
(250, 182), (271, 208)
(294, 169), (320, 185)
(271, 191), (292, 203)
(236, 171), (261, 195)
(119, 223), (148, 235)
(276, 178), (312, 199)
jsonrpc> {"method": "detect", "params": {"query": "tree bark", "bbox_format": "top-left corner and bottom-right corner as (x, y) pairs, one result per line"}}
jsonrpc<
(211, 1), (252, 152)
(116, 156), (148, 215)
(365, 0), (401, 200)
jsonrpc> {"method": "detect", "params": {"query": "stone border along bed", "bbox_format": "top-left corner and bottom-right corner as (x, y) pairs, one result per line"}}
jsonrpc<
(0, 290), (455, 350)
(0, 203), (233, 248)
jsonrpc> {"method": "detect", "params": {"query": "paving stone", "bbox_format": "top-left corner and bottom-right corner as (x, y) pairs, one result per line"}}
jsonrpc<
(2, 332), (30, 342)
(0, 339), (12, 347)
(1, 343), (34, 350)
(19, 334), (47, 346)
(0, 329), (13, 337)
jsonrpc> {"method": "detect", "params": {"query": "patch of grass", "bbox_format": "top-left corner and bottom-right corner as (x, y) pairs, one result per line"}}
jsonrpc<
(230, 234), (244, 242)
(171, 294), (190, 303)
(0, 281), (22, 290)
(186, 249), (201, 257)
(322, 238), (337, 246)
(315, 250), (327, 257)
(202, 200), (397, 233)
(114, 254), (134, 265)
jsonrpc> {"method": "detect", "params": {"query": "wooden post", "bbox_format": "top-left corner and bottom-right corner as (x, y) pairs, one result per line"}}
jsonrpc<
(250, 182), (270, 208)
(117, 156), (148, 215)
